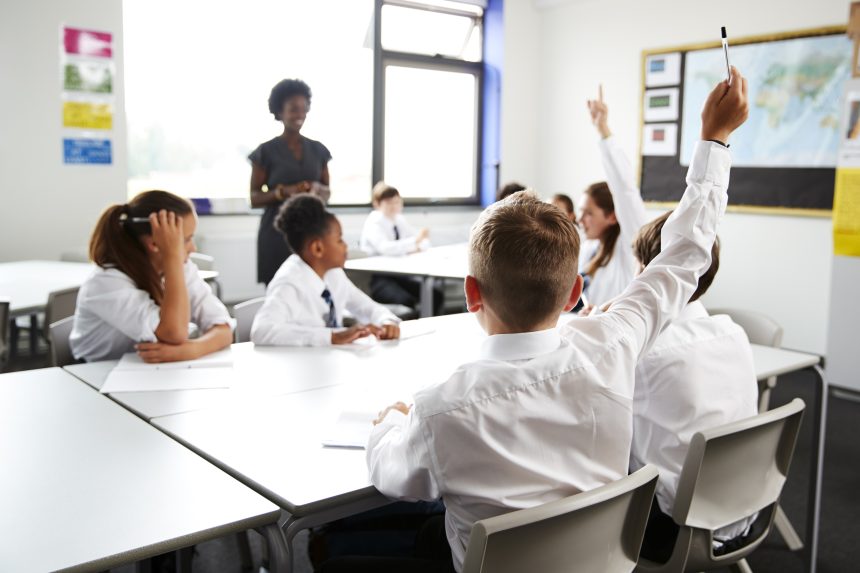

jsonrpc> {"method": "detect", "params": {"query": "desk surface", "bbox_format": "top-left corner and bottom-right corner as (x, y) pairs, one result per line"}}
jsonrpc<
(0, 260), (219, 316)
(0, 368), (280, 573)
(749, 344), (821, 380)
(344, 243), (468, 280)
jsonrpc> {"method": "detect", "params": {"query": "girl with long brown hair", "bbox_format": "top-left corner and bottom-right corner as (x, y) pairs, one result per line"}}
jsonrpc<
(70, 190), (234, 362)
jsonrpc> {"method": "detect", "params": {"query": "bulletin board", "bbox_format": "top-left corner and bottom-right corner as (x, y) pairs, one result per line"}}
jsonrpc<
(639, 26), (850, 216)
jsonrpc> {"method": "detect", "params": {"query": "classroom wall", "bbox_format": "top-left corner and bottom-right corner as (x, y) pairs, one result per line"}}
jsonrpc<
(0, 0), (127, 262)
(516, 0), (850, 354)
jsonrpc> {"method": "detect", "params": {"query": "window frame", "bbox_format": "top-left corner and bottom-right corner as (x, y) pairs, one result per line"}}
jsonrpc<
(371, 0), (485, 207)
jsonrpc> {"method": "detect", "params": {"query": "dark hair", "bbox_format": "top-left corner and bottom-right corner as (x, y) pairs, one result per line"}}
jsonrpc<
(632, 210), (720, 302)
(89, 190), (194, 304)
(497, 182), (527, 202)
(470, 192), (581, 331)
(275, 194), (337, 253)
(551, 193), (575, 215)
(583, 182), (620, 277)
(268, 79), (312, 120)
(372, 181), (400, 205)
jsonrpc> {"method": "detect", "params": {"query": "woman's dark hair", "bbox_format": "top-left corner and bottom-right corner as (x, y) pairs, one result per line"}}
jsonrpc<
(633, 210), (720, 302)
(268, 79), (312, 120)
(89, 190), (194, 304)
(275, 194), (336, 253)
(583, 181), (620, 277)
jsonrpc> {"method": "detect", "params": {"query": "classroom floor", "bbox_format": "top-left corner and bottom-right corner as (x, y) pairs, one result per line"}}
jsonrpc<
(4, 348), (859, 573)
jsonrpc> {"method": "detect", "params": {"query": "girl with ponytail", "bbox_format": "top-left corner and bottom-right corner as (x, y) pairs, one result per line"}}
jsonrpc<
(70, 190), (234, 362)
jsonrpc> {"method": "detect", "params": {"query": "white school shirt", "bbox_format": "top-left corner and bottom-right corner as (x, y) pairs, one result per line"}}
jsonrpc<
(359, 210), (431, 256)
(251, 254), (400, 347)
(630, 301), (759, 541)
(70, 261), (234, 362)
(367, 141), (731, 572)
(580, 136), (651, 307)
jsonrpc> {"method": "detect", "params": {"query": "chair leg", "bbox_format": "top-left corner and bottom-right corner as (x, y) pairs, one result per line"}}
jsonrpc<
(237, 531), (254, 571)
(774, 505), (804, 551)
(728, 558), (754, 573)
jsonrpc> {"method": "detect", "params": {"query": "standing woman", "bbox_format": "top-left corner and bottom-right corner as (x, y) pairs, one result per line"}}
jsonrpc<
(249, 79), (332, 285)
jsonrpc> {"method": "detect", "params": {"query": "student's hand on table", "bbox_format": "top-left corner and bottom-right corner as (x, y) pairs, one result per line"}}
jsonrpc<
(701, 66), (749, 144)
(331, 324), (372, 345)
(369, 323), (400, 340)
(587, 84), (612, 139)
(136, 341), (198, 363)
(149, 210), (186, 261)
(373, 401), (412, 425)
(416, 228), (430, 243)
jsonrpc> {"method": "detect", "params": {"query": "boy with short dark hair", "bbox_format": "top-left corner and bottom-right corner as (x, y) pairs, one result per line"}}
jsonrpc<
(360, 69), (749, 573)
(252, 194), (401, 346)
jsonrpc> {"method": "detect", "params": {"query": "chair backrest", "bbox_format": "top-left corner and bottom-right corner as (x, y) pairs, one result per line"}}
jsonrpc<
(45, 287), (80, 330)
(0, 298), (9, 365)
(707, 307), (783, 348)
(48, 316), (76, 367)
(462, 465), (659, 573)
(232, 297), (266, 343)
(189, 252), (216, 271)
(664, 399), (805, 570)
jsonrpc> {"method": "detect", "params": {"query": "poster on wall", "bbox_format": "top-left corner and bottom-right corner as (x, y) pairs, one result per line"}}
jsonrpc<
(61, 25), (114, 164)
(643, 88), (679, 122)
(645, 53), (681, 87)
(834, 78), (860, 256)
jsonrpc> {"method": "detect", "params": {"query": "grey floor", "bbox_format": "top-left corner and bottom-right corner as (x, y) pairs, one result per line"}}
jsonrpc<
(5, 341), (859, 572)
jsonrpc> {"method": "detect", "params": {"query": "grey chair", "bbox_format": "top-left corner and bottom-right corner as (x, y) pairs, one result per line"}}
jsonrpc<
(462, 465), (659, 573)
(635, 398), (806, 573)
(48, 316), (76, 367)
(0, 298), (9, 367)
(44, 287), (80, 338)
(707, 307), (800, 551)
(233, 296), (266, 343)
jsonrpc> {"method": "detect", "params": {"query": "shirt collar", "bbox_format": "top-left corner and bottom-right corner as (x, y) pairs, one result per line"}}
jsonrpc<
(479, 328), (562, 362)
(289, 254), (327, 295)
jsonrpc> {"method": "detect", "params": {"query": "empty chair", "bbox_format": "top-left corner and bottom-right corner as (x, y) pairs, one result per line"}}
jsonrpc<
(233, 296), (266, 343)
(44, 287), (80, 339)
(0, 298), (9, 367)
(48, 316), (76, 367)
(462, 465), (659, 573)
(634, 398), (805, 573)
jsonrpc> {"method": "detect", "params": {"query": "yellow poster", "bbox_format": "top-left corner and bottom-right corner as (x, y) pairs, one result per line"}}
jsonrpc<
(833, 168), (860, 256)
(62, 101), (112, 130)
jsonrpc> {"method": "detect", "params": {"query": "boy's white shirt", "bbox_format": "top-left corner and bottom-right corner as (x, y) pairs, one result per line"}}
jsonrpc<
(631, 300), (759, 541)
(359, 210), (431, 256)
(70, 260), (234, 362)
(580, 136), (651, 307)
(251, 254), (400, 347)
(367, 141), (731, 572)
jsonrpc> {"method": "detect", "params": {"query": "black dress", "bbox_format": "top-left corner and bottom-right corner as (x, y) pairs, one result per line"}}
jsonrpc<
(248, 135), (332, 284)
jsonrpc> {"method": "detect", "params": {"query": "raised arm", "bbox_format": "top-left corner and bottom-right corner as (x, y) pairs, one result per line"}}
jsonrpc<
(587, 85), (649, 243)
(580, 68), (749, 357)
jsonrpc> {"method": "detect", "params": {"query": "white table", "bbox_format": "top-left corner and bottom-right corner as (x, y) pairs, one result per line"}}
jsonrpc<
(345, 244), (468, 317)
(0, 367), (288, 573)
(749, 345), (827, 573)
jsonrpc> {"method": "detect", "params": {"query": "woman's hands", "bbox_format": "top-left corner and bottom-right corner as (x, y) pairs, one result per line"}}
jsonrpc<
(273, 181), (330, 202)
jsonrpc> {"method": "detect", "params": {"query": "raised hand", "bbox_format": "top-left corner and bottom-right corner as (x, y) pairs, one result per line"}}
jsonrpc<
(701, 66), (749, 144)
(587, 84), (611, 139)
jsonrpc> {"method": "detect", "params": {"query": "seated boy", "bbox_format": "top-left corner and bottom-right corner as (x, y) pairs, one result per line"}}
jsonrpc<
(629, 211), (759, 562)
(550, 193), (577, 224)
(251, 194), (401, 346)
(359, 182), (443, 314)
(359, 68), (748, 572)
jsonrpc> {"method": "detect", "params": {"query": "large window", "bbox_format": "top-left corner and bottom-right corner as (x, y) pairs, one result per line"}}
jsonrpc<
(123, 0), (484, 207)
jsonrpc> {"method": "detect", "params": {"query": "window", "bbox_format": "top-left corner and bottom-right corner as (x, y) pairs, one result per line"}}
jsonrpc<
(374, 0), (484, 203)
(124, 0), (374, 205)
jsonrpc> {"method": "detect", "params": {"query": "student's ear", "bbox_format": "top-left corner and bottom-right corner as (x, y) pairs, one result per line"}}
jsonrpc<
(141, 235), (159, 254)
(308, 237), (325, 260)
(607, 212), (618, 225)
(562, 275), (584, 312)
(464, 275), (483, 314)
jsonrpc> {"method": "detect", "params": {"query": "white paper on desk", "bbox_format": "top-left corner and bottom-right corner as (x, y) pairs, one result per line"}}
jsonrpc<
(112, 348), (233, 371)
(321, 411), (376, 449)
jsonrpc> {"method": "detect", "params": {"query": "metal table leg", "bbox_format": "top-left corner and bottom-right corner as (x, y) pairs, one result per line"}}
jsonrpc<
(419, 277), (435, 318)
(804, 365), (827, 573)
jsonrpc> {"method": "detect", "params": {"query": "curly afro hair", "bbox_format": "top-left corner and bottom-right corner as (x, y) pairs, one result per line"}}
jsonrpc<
(275, 194), (336, 252)
(268, 79), (312, 120)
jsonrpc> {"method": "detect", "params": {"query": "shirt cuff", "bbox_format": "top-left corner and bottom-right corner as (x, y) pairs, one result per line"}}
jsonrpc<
(687, 141), (731, 187)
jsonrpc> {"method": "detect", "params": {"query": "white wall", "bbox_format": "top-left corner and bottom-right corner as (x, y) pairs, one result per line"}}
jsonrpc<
(514, 0), (850, 354)
(0, 0), (127, 262)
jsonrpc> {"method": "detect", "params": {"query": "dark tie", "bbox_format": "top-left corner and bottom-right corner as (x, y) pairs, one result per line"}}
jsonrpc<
(321, 288), (338, 328)
(393, 225), (400, 240)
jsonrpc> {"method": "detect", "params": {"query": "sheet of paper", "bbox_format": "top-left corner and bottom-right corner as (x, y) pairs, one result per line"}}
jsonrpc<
(321, 411), (377, 449)
(645, 53), (681, 87)
(113, 347), (233, 371)
(100, 366), (236, 394)
(643, 88), (679, 122)
(642, 123), (678, 156)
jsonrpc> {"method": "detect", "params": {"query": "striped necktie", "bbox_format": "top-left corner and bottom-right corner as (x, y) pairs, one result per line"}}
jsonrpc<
(321, 288), (338, 328)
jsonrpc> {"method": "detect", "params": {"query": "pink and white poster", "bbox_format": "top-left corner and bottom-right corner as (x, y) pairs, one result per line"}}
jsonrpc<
(63, 27), (112, 58)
